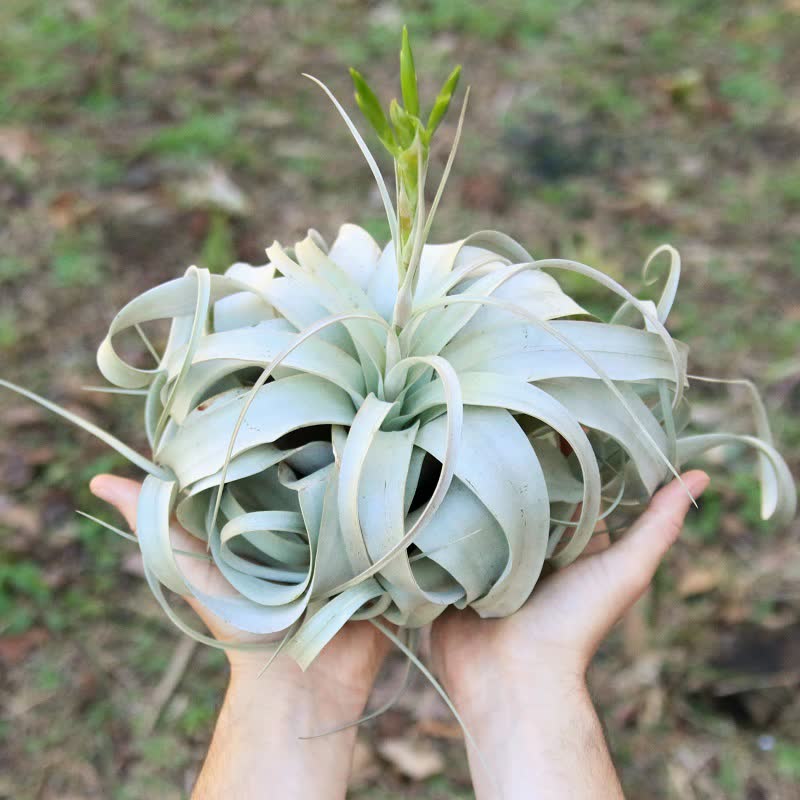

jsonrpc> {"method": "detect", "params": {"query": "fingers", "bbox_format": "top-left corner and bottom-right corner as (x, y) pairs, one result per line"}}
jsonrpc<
(558, 507), (610, 558)
(581, 519), (610, 557)
(581, 533), (610, 557)
(89, 474), (235, 637)
(89, 474), (141, 531)
(594, 469), (710, 617)
(90, 474), (206, 557)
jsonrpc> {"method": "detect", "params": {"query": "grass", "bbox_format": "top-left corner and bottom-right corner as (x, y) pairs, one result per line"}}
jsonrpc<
(0, 309), (20, 349)
(140, 111), (242, 160)
(199, 212), (237, 273)
(775, 742), (800, 782)
(0, 560), (50, 634)
(50, 228), (105, 288)
(0, 1), (137, 122)
(720, 72), (785, 126)
(0, 256), (35, 284)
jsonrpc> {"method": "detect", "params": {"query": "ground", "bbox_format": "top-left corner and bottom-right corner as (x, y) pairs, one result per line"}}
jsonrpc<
(1, 1), (799, 798)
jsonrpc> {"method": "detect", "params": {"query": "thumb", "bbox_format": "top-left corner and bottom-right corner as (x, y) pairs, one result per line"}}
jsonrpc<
(89, 473), (239, 638)
(593, 469), (710, 622)
(89, 474), (141, 531)
(89, 472), (211, 562)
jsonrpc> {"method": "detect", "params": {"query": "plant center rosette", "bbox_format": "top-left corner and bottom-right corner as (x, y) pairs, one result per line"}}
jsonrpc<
(1, 31), (795, 673)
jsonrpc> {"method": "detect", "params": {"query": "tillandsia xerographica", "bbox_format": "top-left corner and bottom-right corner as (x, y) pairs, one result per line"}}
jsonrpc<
(1, 29), (796, 673)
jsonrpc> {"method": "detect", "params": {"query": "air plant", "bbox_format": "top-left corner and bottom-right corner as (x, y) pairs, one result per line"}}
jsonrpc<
(1, 29), (795, 683)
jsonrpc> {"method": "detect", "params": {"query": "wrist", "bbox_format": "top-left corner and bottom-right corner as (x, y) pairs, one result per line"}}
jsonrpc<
(227, 652), (373, 725)
(194, 656), (367, 800)
(439, 646), (588, 723)
(446, 666), (591, 737)
(457, 681), (621, 800)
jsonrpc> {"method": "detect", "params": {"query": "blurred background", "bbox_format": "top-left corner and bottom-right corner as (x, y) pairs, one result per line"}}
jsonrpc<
(1, 1), (799, 797)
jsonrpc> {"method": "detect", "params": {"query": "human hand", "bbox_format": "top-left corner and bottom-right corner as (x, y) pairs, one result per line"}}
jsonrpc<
(90, 474), (390, 799)
(429, 470), (710, 799)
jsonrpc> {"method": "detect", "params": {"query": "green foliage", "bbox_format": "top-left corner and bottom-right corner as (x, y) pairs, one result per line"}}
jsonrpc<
(720, 72), (784, 126)
(147, 0), (243, 32)
(90, 156), (127, 187)
(129, 628), (172, 680)
(62, 586), (106, 622)
(688, 470), (773, 543)
(730, 472), (772, 532)
(34, 662), (64, 692)
(771, 169), (800, 211)
(79, 453), (131, 485)
(200, 212), (237, 274)
(404, 0), (572, 41)
(349, 27), (460, 158)
(178, 696), (217, 737)
(0, 308), (20, 349)
(0, 561), (49, 602)
(141, 111), (241, 160)
(687, 488), (723, 543)
(775, 742), (800, 782)
(0, 560), (51, 633)
(716, 751), (742, 796)
(77, 514), (123, 574)
(350, 68), (397, 152)
(136, 733), (190, 770)
(331, 24), (400, 66)
(0, 0), (137, 122)
(0, 256), (35, 285)
(348, 26), (465, 276)
(51, 227), (104, 288)
(400, 26), (420, 118)
(426, 66), (462, 138)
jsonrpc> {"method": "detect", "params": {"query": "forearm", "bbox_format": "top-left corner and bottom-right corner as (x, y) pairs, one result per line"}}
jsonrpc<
(453, 675), (624, 800)
(193, 665), (364, 799)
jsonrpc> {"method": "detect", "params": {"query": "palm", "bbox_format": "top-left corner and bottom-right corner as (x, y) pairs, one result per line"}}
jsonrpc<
(91, 475), (390, 699)
(431, 471), (709, 691)
(430, 556), (609, 691)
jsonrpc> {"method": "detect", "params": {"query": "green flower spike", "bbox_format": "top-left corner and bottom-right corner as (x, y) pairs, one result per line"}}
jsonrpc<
(350, 26), (464, 326)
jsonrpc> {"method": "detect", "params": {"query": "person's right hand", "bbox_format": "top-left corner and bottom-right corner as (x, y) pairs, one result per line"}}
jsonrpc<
(429, 469), (710, 799)
(90, 474), (390, 800)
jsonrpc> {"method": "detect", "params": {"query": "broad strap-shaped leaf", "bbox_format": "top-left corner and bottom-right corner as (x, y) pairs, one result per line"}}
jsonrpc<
(97, 270), (250, 389)
(367, 239), (400, 322)
(405, 372), (601, 567)
(284, 578), (385, 670)
(540, 377), (670, 494)
(443, 320), (688, 386)
(214, 261), (276, 332)
(409, 477), (508, 607)
(356, 423), (464, 626)
(267, 240), (386, 392)
(328, 223), (382, 292)
(163, 319), (366, 420)
(136, 476), (189, 594)
(416, 406), (551, 617)
(157, 375), (355, 488)
(262, 275), (356, 355)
